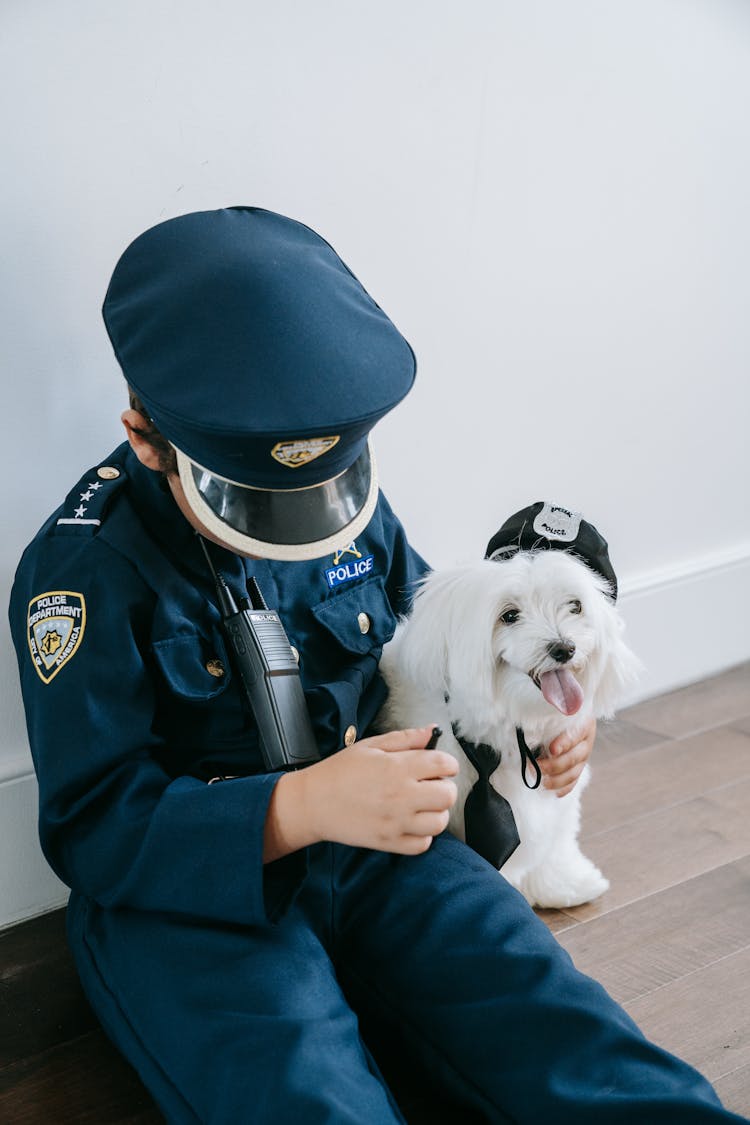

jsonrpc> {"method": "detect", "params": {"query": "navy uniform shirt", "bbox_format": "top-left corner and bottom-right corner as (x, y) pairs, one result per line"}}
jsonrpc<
(9, 443), (428, 925)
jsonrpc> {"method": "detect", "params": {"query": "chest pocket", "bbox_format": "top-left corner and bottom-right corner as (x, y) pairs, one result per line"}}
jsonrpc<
(150, 626), (262, 778)
(151, 629), (232, 702)
(310, 577), (398, 661)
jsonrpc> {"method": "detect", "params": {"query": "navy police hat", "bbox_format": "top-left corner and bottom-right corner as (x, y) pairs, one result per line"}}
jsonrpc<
(103, 207), (416, 560)
(485, 502), (618, 600)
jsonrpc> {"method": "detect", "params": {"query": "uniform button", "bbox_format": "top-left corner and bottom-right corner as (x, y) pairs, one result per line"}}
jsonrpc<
(205, 658), (225, 678)
(290, 646), (300, 665)
(357, 612), (371, 634)
(97, 465), (120, 480)
(344, 724), (358, 746)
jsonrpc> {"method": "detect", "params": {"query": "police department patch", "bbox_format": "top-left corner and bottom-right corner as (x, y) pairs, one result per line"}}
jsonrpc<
(271, 436), (340, 468)
(27, 591), (86, 684)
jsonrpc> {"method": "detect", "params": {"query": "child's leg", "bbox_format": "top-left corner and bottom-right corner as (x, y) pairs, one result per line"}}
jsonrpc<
(333, 834), (745, 1125)
(66, 857), (404, 1125)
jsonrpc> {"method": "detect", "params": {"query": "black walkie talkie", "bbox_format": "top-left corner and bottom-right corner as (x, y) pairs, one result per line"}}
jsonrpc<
(199, 537), (321, 772)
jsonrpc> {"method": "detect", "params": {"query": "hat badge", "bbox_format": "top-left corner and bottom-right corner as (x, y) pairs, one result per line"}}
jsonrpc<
(271, 435), (340, 468)
(532, 503), (582, 543)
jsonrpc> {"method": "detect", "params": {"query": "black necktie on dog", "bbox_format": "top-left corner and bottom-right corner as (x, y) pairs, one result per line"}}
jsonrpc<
(450, 723), (521, 868)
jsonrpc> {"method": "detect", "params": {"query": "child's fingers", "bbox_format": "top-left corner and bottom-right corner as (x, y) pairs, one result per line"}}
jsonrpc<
(542, 761), (585, 794)
(550, 780), (579, 799)
(407, 809), (451, 836)
(409, 750), (460, 780)
(367, 725), (438, 753)
(411, 778), (458, 811)
(549, 717), (596, 757)
(394, 834), (434, 856)
(540, 747), (586, 777)
(362, 728), (458, 779)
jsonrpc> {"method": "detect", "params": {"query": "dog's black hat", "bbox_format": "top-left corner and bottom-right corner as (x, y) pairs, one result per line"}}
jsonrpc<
(485, 501), (618, 601)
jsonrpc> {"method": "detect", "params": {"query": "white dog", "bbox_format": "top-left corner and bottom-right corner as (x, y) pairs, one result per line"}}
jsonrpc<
(379, 510), (640, 909)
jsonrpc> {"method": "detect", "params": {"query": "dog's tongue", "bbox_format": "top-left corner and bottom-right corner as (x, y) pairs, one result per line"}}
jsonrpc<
(539, 669), (584, 715)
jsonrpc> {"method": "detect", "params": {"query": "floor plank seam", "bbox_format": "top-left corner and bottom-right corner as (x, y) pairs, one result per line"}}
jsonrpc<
(620, 943), (750, 1007)
(668, 718), (750, 743)
(555, 856), (750, 927)
(603, 716), (750, 759)
(0, 1028), (99, 1080)
(583, 778), (750, 843)
(713, 1061), (750, 1085)
(600, 735), (673, 758)
(546, 918), (580, 934)
(622, 715), (750, 744)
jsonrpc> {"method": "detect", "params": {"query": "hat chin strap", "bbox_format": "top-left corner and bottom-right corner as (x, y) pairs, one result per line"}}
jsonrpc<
(175, 444), (380, 562)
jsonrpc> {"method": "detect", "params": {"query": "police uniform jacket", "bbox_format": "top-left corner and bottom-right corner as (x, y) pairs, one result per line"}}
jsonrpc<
(9, 444), (428, 926)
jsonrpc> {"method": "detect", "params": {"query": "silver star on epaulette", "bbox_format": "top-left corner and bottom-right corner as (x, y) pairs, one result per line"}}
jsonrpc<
(74, 505), (87, 518)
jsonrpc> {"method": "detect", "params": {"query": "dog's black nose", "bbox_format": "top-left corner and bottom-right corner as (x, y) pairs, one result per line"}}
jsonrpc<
(548, 640), (576, 664)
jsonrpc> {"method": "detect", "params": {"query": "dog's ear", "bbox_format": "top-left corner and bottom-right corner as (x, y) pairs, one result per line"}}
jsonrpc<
(395, 571), (456, 694)
(397, 564), (502, 704)
(587, 595), (642, 717)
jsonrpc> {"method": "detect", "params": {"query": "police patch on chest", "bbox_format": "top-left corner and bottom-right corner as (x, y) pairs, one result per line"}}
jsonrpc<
(325, 542), (375, 589)
(27, 591), (86, 683)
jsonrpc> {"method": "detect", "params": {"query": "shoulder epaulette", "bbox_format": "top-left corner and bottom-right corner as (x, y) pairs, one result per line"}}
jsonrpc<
(55, 461), (128, 535)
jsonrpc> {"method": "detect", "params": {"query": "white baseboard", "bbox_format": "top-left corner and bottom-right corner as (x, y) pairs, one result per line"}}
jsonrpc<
(1, 544), (748, 931)
(618, 543), (750, 705)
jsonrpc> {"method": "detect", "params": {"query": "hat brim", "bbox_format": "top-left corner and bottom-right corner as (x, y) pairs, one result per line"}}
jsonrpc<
(175, 440), (379, 561)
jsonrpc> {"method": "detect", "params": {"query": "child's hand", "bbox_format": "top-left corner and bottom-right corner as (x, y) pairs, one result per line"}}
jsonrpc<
(540, 718), (597, 798)
(264, 726), (459, 861)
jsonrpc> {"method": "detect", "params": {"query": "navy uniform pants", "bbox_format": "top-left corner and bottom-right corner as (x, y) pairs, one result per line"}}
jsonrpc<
(67, 833), (742, 1124)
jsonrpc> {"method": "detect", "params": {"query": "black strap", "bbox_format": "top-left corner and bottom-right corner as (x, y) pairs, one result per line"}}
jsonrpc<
(451, 722), (520, 869)
(516, 727), (543, 790)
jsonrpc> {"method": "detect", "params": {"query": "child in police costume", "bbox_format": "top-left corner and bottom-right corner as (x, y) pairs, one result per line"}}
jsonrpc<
(9, 208), (744, 1124)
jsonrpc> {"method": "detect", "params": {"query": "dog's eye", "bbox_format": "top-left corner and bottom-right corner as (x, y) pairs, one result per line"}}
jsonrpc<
(568, 599), (582, 615)
(500, 608), (520, 625)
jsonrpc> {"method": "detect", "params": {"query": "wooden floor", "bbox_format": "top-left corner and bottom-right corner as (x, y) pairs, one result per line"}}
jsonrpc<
(540, 660), (750, 1117)
(1, 662), (748, 1122)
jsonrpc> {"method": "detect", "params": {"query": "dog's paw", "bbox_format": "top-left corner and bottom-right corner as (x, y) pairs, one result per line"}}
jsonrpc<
(518, 857), (609, 910)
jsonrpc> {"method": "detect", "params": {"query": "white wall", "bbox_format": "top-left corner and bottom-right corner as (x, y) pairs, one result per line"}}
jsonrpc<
(2, 0), (749, 927)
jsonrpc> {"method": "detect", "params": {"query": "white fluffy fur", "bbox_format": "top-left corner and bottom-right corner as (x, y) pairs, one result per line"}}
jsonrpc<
(378, 550), (641, 909)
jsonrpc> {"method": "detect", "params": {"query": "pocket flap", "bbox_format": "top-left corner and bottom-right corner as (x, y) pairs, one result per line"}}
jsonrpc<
(152, 631), (232, 701)
(311, 578), (398, 656)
